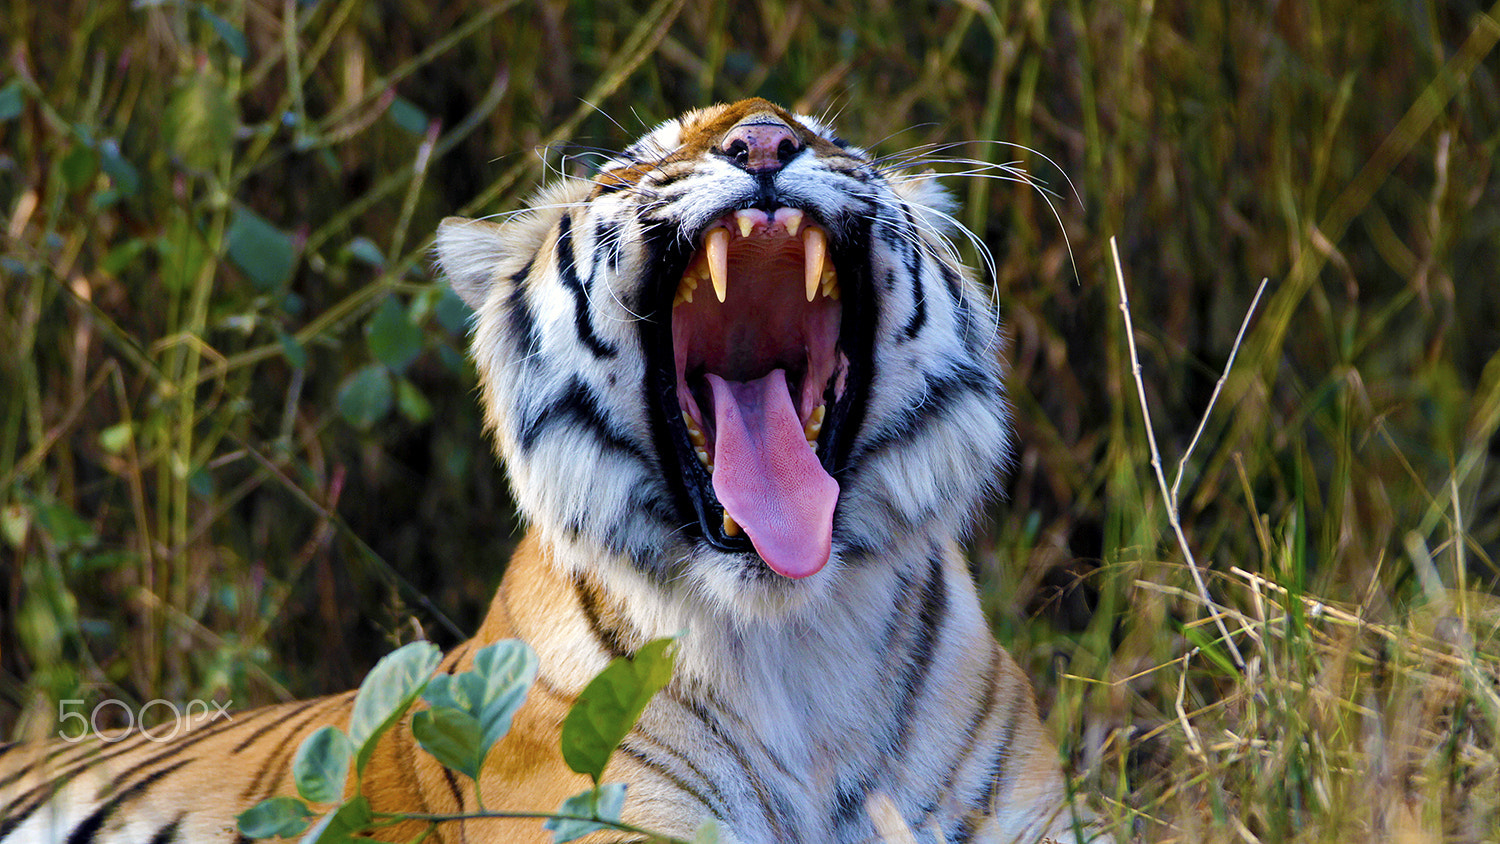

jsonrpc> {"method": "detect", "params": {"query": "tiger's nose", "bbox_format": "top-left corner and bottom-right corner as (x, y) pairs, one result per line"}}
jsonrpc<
(720, 118), (803, 174)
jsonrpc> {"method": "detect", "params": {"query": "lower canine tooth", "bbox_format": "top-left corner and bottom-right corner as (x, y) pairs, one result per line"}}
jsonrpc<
(722, 512), (740, 536)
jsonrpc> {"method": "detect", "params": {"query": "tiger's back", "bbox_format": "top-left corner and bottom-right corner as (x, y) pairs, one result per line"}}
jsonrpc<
(2, 99), (1097, 844)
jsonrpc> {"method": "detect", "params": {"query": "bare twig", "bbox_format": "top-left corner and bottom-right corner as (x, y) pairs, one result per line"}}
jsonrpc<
(1171, 279), (1269, 505)
(1109, 236), (1248, 670)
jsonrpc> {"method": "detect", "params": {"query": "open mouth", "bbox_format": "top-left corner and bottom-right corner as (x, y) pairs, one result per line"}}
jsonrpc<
(648, 206), (870, 579)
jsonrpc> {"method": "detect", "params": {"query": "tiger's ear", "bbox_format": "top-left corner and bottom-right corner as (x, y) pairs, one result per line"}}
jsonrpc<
(435, 216), (508, 310)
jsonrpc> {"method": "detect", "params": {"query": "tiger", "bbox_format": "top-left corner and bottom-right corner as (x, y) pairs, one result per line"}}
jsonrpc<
(0, 98), (1098, 844)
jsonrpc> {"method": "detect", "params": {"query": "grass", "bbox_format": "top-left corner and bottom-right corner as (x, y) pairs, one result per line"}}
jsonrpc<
(3, 0), (1499, 841)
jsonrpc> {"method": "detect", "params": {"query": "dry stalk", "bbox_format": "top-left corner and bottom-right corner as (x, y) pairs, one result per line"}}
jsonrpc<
(1109, 236), (1264, 670)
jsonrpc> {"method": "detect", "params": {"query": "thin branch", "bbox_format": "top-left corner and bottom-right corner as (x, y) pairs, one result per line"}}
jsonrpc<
(1170, 279), (1269, 504)
(1110, 236), (1246, 670)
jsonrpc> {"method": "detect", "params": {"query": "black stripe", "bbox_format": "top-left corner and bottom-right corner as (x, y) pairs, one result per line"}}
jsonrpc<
(555, 214), (618, 359)
(898, 207), (927, 341)
(947, 814), (978, 844)
(148, 814), (186, 844)
(972, 682), (1028, 812)
(593, 179), (632, 196)
(930, 643), (1003, 805)
(231, 697), (327, 754)
(66, 760), (189, 844)
(854, 363), (994, 463)
(237, 694), (354, 802)
(0, 736), (132, 794)
(831, 775), (875, 832)
(616, 738), (730, 823)
(574, 574), (632, 659)
(518, 377), (647, 462)
(441, 765), (466, 811)
(594, 217), (625, 273)
(889, 552), (947, 753)
(1, 705), (276, 833)
(505, 260), (539, 360)
(641, 167), (692, 194)
(695, 687), (798, 782)
(882, 565), (917, 648)
(440, 641), (474, 674)
(666, 690), (796, 840)
(939, 260), (963, 301)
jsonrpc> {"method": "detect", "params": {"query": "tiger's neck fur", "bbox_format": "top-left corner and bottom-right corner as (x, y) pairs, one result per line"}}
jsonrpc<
(392, 526), (1072, 843)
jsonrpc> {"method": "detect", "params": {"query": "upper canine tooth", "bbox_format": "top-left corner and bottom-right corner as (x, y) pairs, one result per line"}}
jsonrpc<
(705, 227), (729, 303)
(803, 226), (826, 302)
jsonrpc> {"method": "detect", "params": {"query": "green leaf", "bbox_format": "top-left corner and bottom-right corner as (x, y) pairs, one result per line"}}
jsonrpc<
(227, 206), (298, 292)
(1181, 623), (1239, 679)
(347, 236), (384, 268)
(166, 72), (234, 171)
(156, 213), (209, 292)
(0, 80), (24, 121)
(237, 795), (312, 838)
(693, 821), (722, 844)
(196, 4), (249, 59)
(336, 364), (393, 430)
(388, 96), (428, 135)
(434, 285), (473, 335)
(98, 140), (140, 196)
(100, 238), (148, 275)
(60, 144), (99, 194)
(348, 641), (440, 775)
(297, 795), (372, 844)
(278, 329), (308, 370)
(412, 705), (484, 779)
(293, 725), (353, 804)
(99, 422), (132, 455)
(395, 377), (433, 424)
(33, 501), (97, 550)
(545, 783), (628, 843)
(422, 639), (538, 761)
(1, 503), (29, 548)
(561, 637), (677, 784)
(366, 297), (423, 373)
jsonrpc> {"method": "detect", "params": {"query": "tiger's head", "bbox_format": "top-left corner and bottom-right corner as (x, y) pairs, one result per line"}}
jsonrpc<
(438, 99), (1010, 617)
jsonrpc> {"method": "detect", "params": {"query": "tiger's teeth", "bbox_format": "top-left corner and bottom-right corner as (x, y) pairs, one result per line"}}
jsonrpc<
(674, 268), (700, 306)
(735, 210), (756, 238)
(682, 412), (706, 447)
(821, 267), (840, 300)
(705, 227), (730, 303)
(722, 512), (741, 536)
(804, 403), (826, 446)
(803, 226), (826, 302)
(780, 209), (804, 236)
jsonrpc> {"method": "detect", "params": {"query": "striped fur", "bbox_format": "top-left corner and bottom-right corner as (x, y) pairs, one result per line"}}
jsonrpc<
(1, 100), (1095, 843)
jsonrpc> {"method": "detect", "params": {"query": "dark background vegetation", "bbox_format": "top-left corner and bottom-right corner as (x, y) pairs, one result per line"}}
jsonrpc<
(3, 0), (1498, 839)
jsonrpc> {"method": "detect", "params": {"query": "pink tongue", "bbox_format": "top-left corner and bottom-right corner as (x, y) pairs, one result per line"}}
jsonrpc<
(706, 370), (838, 578)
